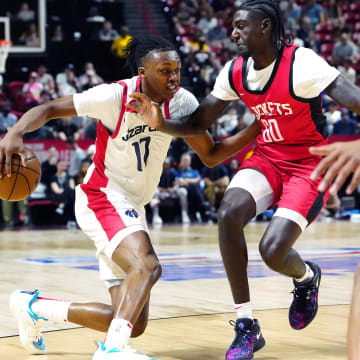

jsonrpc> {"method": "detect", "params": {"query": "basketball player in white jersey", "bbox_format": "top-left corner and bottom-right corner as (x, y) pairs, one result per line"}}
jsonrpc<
(0, 36), (260, 359)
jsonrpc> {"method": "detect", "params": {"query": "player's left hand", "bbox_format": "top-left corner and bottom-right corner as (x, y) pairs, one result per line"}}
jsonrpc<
(309, 140), (360, 195)
(126, 93), (164, 129)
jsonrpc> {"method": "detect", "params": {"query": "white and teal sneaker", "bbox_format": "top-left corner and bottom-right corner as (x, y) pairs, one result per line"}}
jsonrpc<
(92, 341), (159, 360)
(9, 290), (48, 354)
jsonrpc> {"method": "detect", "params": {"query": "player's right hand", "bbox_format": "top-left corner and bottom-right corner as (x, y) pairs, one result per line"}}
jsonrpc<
(126, 93), (165, 129)
(0, 129), (27, 178)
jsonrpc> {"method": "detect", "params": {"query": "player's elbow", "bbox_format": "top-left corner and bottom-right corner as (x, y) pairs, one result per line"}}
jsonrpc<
(199, 155), (218, 168)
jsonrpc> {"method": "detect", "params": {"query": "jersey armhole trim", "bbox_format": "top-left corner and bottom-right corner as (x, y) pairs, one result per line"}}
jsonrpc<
(289, 47), (322, 104)
(228, 59), (242, 99)
(112, 81), (128, 139)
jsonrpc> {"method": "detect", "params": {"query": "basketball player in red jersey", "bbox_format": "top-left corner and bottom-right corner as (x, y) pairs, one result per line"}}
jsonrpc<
(309, 140), (360, 360)
(127, 1), (360, 359)
(0, 37), (260, 360)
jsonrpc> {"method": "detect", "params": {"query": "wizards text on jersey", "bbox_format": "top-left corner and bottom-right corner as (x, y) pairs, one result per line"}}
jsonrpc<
(122, 124), (157, 141)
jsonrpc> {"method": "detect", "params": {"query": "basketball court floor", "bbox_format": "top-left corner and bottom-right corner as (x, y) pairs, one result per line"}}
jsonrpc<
(0, 221), (358, 359)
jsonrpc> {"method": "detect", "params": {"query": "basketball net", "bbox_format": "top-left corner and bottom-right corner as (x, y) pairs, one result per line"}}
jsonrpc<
(0, 40), (12, 74)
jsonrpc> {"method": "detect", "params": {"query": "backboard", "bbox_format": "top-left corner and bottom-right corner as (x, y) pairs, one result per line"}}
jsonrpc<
(0, 0), (46, 53)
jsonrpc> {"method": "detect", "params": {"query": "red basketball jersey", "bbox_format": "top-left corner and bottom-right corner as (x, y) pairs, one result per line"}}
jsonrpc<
(229, 45), (328, 161)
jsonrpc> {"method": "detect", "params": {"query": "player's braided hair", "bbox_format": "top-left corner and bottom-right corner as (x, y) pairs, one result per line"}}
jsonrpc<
(238, 0), (291, 49)
(125, 36), (177, 75)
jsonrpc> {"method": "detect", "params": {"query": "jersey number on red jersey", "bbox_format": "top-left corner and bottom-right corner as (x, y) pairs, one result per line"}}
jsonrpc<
(261, 119), (284, 143)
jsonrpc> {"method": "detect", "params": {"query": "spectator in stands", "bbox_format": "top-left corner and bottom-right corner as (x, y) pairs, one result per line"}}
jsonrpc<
(98, 21), (119, 41)
(338, 59), (357, 84)
(19, 23), (40, 47)
(37, 65), (55, 92)
(55, 117), (81, 142)
(172, 2), (197, 31)
(324, 0), (343, 27)
(66, 137), (86, 178)
(150, 157), (190, 226)
(49, 159), (76, 226)
(297, 15), (312, 44)
(79, 62), (103, 90)
(22, 71), (43, 106)
(302, 0), (325, 26)
(284, 0), (301, 22)
(56, 64), (76, 89)
(216, 107), (239, 137)
(333, 109), (357, 135)
(229, 115), (247, 136)
(306, 30), (321, 53)
(58, 70), (80, 97)
(282, 10), (297, 35)
(291, 28), (304, 47)
(168, 137), (189, 164)
(1, 200), (27, 227)
(202, 164), (229, 209)
(207, 18), (227, 44)
(0, 105), (17, 134)
(41, 145), (59, 187)
(51, 25), (64, 42)
(86, 6), (106, 23)
(176, 153), (208, 223)
(16, 2), (35, 22)
(84, 118), (97, 140)
(227, 158), (239, 181)
(324, 101), (341, 135)
(111, 26), (133, 59)
(75, 159), (92, 185)
(332, 29), (358, 66)
(197, 9), (218, 35)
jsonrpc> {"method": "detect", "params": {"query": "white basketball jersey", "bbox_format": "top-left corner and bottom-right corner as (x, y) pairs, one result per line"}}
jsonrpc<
(73, 76), (199, 205)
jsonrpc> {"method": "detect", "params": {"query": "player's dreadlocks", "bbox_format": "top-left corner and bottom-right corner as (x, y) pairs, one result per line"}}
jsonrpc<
(238, 0), (291, 49)
(125, 36), (177, 75)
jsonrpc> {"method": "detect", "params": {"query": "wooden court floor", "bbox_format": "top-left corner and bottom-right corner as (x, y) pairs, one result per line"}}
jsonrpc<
(0, 221), (359, 359)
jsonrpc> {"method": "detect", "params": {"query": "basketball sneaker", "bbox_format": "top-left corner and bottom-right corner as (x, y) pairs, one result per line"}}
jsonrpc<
(9, 289), (48, 354)
(226, 318), (265, 360)
(92, 341), (159, 360)
(289, 261), (321, 330)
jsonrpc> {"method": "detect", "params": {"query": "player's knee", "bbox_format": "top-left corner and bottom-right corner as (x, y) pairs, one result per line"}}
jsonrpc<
(259, 239), (282, 270)
(218, 201), (247, 229)
(136, 256), (162, 284)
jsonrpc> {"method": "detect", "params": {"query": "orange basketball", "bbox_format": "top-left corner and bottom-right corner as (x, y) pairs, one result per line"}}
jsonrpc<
(0, 148), (41, 201)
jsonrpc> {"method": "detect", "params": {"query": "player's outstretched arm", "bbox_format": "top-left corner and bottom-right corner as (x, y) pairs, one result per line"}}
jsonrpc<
(126, 93), (229, 137)
(0, 95), (76, 177)
(309, 140), (360, 195)
(185, 121), (261, 168)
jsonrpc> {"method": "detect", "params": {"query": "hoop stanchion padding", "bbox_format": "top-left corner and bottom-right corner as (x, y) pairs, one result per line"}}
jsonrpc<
(0, 40), (12, 74)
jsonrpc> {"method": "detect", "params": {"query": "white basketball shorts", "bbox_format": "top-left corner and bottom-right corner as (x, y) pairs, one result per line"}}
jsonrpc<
(75, 185), (149, 281)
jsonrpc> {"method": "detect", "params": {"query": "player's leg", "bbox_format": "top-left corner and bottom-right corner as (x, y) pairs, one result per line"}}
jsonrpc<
(348, 263), (360, 360)
(259, 171), (327, 330)
(218, 167), (277, 360)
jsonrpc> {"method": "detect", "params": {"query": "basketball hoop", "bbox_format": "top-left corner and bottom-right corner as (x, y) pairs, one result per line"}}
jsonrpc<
(0, 40), (12, 74)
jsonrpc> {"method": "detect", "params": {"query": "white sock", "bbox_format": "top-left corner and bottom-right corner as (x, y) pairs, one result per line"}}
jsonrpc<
(104, 319), (133, 349)
(295, 263), (314, 282)
(235, 301), (253, 319)
(31, 295), (71, 323)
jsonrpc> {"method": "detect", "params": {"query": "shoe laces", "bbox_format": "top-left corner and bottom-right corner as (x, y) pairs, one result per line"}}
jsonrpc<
(229, 320), (253, 348)
(291, 283), (317, 305)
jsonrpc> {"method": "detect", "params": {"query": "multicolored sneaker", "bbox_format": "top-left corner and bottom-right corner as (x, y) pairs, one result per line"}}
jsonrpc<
(9, 290), (48, 354)
(289, 261), (321, 330)
(226, 318), (265, 360)
(92, 341), (160, 360)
